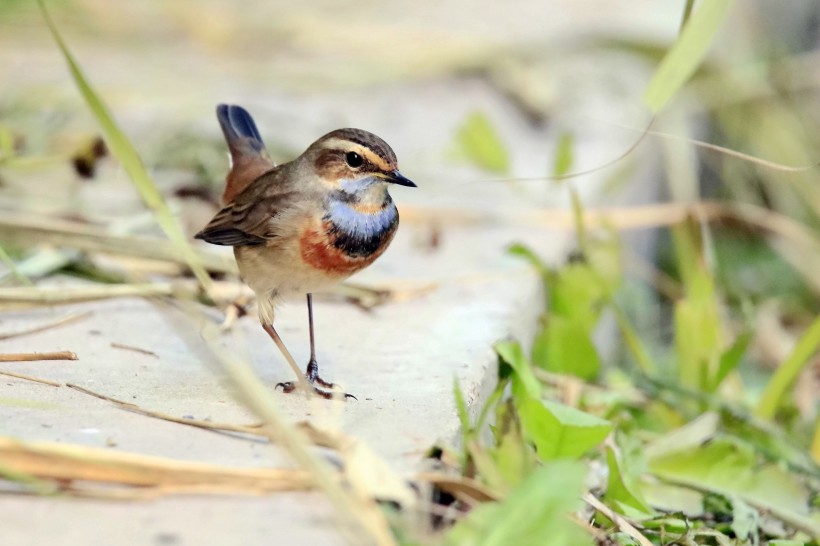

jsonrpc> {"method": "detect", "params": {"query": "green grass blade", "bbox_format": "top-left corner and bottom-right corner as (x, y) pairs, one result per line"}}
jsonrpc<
(0, 246), (32, 286)
(756, 315), (820, 420)
(643, 0), (734, 113)
(679, 0), (696, 30)
(611, 302), (655, 375)
(38, 0), (213, 294)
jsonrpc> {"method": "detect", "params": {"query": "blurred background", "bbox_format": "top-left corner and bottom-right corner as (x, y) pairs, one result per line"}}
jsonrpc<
(3, 0), (820, 543)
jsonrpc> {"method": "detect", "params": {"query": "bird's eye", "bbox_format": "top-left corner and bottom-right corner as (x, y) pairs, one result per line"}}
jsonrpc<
(345, 151), (363, 168)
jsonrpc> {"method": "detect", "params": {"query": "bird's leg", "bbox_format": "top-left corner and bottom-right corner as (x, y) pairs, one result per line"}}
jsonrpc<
(262, 322), (313, 396)
(305, 293), (335, 389)
(271, 294), (355, 400)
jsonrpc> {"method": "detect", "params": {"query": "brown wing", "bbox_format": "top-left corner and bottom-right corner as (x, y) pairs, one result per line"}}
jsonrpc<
(194, 168), (299, 247)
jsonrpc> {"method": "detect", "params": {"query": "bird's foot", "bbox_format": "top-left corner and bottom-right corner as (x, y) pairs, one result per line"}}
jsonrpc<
(275, 358), (357, 400)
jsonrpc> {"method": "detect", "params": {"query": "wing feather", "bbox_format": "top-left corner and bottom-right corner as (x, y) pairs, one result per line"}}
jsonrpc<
(195, 168), (300, 247)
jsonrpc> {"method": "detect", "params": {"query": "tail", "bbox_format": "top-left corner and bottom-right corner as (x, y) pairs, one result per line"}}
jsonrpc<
(216, 104), (275, 203)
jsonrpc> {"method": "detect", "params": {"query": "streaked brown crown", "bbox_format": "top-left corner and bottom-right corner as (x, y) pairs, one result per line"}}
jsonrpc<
(308, 128), (399, 183)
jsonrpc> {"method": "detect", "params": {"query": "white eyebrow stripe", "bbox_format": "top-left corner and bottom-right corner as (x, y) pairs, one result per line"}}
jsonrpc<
(321, 139), (392, 171)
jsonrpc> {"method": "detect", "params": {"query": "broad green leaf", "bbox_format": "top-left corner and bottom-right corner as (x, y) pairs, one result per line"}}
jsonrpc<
(648, 436), (820, 538)
(552, 131), (575, 178)
(604, 446), (652, 515)
(517, 397), (611, 460)
(443, 461), (592, 546)
(495, 340), (540, 399)
(756, 314), (820, 420)
(531, 314), (601, 381)
(455, 111), (510, 174)
(643, 0), (734, 112)
(38, 0), (213, 294)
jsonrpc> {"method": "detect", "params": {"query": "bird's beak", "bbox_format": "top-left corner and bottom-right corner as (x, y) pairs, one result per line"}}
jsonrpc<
(385, 170), (416, 187)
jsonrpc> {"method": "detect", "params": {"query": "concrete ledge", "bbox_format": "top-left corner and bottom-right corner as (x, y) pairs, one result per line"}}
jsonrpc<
(0, 223), (548, 544)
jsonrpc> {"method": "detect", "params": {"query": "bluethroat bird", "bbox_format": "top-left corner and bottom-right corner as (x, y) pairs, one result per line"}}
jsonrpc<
(195, 104), (416, 399)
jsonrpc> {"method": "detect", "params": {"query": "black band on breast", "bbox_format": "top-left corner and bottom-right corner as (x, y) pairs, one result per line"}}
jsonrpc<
(326, 209), (399, 258)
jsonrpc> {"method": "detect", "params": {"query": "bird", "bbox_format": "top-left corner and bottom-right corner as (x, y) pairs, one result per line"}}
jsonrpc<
(195, 104), (416, 399)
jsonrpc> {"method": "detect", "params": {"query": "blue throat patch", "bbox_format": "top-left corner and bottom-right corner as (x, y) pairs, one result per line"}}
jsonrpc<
(325, 194), (398, 257)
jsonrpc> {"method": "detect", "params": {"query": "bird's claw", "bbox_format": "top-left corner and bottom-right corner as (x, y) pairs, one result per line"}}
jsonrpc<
(275, 380), (356, 400)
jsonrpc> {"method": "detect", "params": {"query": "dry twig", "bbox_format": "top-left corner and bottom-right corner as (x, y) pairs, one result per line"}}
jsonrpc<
(0, 351), (77, 362)
(0, 371), (61, 387)
(583, 492), (654, 546)
(0, 311), (91, 340)
(65, 383), (346, 449)
(0, 436), (311, 494)
(110, 343), (158, 358)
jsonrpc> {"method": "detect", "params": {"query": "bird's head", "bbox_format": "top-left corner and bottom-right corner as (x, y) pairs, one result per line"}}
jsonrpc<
(305, 128), (415, 198)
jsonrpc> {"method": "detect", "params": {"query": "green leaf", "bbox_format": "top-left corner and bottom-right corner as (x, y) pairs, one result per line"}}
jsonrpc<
(643, 0), (734, 112)
(714, 330), (752, 388)
(517, 397), (611, 460)
(756, 314), (820, 420)
(604, 446), (652, 515)
(455, 111), (510, 174)
(453, 378), (471, 435)
(531, 314), (601, 381)
(552, 131), (575, 178)
(443, 461), (592, 546)
(507, 243), (547, 275)
(648, 436), (820, 538)
(644, 412), (719, 460)
(495, 340), (541, 399)
(671, 221), (725, 391)
(470, 423), (536, 494)
(674, 294), (722, 391)
(38, 0), (213, 295)
(550, 263), (604, 325)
